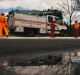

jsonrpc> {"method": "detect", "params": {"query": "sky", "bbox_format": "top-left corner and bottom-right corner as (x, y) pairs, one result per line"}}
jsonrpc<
(0, 0), (62, 10)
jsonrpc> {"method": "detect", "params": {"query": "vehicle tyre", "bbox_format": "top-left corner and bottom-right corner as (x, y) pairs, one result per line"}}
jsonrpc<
(60, 29), (65, 36)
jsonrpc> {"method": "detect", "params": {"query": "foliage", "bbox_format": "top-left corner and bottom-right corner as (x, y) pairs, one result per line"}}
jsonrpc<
(58, 0), (80, 27)
(47, 9), (63, 20)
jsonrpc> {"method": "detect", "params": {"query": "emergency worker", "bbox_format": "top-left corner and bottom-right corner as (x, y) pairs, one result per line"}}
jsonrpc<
(50, 21), (56, 38)
(74, 21), (79, 37)
(0, 13), (9, 37)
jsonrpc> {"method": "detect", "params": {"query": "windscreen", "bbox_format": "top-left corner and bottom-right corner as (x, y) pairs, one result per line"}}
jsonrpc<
(55, 17), (63, 24)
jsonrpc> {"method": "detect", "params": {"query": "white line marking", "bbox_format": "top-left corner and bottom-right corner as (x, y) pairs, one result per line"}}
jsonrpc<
(0, 36), (80, 39)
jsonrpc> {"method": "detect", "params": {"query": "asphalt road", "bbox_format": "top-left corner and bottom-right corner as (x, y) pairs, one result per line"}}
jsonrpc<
(0, 37), (80, 56)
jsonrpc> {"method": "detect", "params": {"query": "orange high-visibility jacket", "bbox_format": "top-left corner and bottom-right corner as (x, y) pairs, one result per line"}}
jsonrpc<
(74, 23), (79, 30)
(0, 15), (7, 26)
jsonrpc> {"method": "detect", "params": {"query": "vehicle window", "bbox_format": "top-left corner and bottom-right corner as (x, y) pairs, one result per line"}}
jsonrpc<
(55, 17), (63, 24)
(48, 16), (53, 22)
(55, 17), (59, 21)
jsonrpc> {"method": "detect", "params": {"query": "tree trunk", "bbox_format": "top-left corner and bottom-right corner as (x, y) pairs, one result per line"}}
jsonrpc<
(69, 16), (72, 26)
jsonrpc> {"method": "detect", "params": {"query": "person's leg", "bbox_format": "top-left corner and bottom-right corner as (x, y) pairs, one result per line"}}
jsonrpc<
(76, 29), (78, 37)
(3, 26), (9, 37)
(50, 30), (53, 37)
(0, 26), (2, 37)
(51, 30), (55, 38)
(51, 28), (55, 38)
(75, 29), (78, 38)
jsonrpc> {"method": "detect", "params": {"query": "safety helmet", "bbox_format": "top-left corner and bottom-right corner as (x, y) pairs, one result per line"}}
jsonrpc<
(1, 13), (5, 16)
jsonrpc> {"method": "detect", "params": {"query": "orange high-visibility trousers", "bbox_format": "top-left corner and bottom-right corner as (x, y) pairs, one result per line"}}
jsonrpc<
(0, 25), (2, 37)
(0, 24), (9, 37)
(74, 29), (79, 37)
(74, 21), (79, 37)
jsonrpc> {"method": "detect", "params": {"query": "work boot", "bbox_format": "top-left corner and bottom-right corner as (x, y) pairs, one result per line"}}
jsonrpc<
(6, 35), (8, 37)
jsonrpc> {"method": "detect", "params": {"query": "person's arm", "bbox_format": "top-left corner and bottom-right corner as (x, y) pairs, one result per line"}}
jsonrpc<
(5, 18), (8, 27)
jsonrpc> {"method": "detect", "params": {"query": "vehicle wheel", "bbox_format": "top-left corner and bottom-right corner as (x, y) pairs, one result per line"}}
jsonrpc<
(60, 30), (65, 36)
